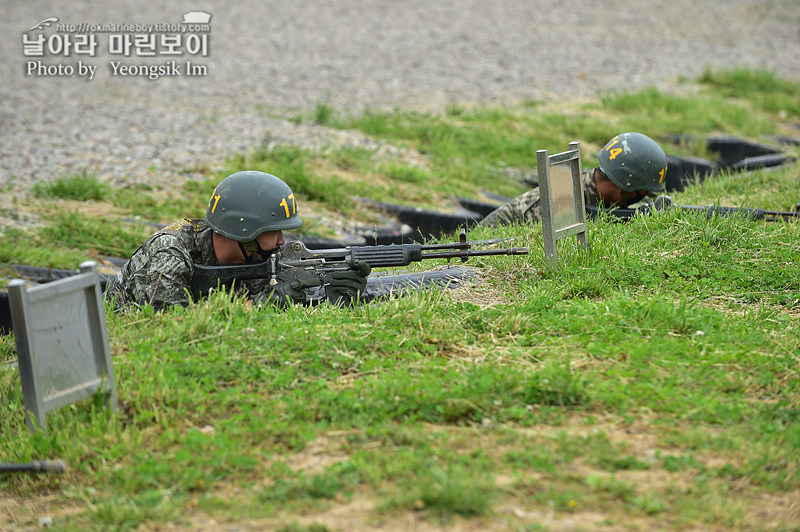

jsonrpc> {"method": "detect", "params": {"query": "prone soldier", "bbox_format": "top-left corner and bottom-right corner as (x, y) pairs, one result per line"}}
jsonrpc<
(105, 171), (370, 309)
(478, 132), (669, 227)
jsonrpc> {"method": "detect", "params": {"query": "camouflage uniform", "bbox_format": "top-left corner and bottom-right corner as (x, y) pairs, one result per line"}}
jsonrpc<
(478, 169), (602, 228)
(105, 218), (271, 308)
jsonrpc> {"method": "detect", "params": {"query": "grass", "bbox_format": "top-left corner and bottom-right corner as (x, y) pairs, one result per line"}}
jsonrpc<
(32, 171), (111, 202)
(2, 68), (800, 531)
(698, 66), (800, 119)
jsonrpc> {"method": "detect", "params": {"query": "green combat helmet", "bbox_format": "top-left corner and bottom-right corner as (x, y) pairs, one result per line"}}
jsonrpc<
(598, 132), (668, 193)
(206, 171), (302, 242)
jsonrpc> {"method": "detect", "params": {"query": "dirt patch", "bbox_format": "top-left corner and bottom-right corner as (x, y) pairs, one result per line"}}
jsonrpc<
(0, 490), (88, 532)
(447, 268), (520, 308)
(182, 493), (496, 532)
(283, 434), (352, 476)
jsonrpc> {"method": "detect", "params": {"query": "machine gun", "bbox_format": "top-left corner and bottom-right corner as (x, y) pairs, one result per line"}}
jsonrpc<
(190, 228), (528, 300)
(586, 200), (800, 223)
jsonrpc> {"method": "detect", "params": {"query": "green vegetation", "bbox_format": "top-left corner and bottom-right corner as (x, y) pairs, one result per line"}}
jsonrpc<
(32, 171), (111, 202)
(1, 68), (799, 531)
(699, 66), (800, 119)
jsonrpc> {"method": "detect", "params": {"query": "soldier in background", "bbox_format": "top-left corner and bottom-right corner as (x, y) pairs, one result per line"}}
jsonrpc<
(478, 132), (669, 227)
(105, 171), (370, 309)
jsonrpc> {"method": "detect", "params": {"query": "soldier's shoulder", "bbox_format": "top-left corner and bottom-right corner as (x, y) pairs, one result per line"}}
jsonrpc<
(163, 218), (209, 232)
(511, 187), (541, 205)
(144, 221), (203, 254)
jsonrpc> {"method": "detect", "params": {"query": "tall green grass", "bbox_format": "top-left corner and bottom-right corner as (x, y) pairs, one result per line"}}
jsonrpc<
(699, 66), (800, 119)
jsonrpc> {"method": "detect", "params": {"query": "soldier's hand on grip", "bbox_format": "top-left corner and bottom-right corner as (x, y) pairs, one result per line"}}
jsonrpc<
(255, 278), (322, 308)
(326, 262), (371, 307)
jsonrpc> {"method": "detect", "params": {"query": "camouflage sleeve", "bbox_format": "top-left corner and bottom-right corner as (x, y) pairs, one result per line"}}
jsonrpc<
(478, 188), (542, 228)
(582, 169), (601, 207)
(125, 238), (195, 309)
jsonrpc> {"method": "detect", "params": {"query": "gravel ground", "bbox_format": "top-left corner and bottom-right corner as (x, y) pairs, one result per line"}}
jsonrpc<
(1, 0), (799, 193)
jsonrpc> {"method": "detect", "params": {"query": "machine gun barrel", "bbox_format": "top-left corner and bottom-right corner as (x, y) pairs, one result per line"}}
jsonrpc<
(586, 202), (800, 222)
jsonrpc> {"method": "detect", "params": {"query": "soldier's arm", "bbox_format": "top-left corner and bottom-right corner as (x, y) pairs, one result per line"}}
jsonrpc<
(129, 247), (194, 309)
(478, 188), (542, 228)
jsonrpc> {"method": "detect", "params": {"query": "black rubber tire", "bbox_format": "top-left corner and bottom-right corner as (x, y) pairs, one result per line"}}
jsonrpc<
(665, 134), (793, 171)
(774, 135), (800, 147)
(728, 152), (794, 172)
(665, 154), (717, 192)
(361, 198), (482, 239)
(456, 197), (502, 218)
(303, 266), (475, 304)
(705, 135), (785, 168)
(360, 266), (474, 303)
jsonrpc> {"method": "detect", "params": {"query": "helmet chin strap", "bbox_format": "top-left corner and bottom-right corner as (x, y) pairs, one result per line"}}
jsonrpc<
(238, 240), (273, 264)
